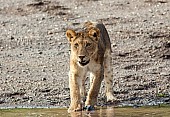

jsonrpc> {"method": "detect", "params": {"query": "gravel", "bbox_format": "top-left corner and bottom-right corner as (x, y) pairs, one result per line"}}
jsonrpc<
(0, 0), (170, 108)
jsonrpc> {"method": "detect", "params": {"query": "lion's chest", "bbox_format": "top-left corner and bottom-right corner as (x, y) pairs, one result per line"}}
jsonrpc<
(86, 61), (102, 73)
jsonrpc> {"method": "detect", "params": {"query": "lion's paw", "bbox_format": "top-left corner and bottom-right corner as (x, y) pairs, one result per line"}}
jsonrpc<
(68, 106), (82, 113)
(106, 92), (117, 102)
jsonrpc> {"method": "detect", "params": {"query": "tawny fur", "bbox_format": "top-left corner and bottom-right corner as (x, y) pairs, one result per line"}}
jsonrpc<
(66, 21), (116, 112)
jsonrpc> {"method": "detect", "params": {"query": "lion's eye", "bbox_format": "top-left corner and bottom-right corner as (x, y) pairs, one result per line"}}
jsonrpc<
(86, 43), (92, 48)
(74, 43), (79, 48)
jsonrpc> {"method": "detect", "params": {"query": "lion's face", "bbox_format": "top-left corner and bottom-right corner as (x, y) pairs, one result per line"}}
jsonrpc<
(66, 28), (100, 67)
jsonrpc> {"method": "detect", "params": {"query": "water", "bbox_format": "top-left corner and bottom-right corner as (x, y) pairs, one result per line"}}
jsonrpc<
(0, 107), (170, 117)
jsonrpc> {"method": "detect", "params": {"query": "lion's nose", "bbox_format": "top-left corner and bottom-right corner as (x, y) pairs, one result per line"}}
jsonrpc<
(78, 55), (85, 61)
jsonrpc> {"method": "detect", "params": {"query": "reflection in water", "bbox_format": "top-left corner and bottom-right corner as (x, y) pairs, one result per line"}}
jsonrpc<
(70, 107), (115, 117)
(69, 107), (170, 117)
(1, 107), (170, 117)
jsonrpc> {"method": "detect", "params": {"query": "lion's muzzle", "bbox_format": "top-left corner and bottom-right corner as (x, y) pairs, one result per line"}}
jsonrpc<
(78, 55), (90, 66)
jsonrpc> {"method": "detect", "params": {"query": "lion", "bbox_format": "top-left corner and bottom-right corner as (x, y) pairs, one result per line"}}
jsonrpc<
(66, 21), (116, 112)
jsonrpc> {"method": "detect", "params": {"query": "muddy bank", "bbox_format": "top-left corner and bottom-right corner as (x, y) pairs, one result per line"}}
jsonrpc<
(0, 0), (170, 108)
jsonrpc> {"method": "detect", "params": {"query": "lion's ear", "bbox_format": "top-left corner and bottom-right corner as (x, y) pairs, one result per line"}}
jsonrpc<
(66, 29), (76, 43)
(88, 28), (100, 41)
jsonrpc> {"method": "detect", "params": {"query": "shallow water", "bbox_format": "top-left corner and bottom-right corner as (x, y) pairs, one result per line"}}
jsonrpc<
(0, 107), (170, 117)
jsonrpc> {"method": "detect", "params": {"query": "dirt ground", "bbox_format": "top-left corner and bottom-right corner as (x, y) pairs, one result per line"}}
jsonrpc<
(0, 0), (170, 108)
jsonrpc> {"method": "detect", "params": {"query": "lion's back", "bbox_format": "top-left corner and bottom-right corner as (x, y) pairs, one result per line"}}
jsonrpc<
(84, 21), (111, 51)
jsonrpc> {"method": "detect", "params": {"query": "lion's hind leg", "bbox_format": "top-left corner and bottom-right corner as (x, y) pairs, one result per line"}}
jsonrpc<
(104, 50), (117, 102)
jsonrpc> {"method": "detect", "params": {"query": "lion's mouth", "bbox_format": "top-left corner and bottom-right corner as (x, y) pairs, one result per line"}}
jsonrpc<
(78, 60), (90, 66)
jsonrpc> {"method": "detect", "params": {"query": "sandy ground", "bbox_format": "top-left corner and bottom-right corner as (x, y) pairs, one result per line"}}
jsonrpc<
(0, 0), (170, 108)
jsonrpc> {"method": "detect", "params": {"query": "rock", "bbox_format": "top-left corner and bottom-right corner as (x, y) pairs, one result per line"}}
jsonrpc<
(83, 105), (95, 111)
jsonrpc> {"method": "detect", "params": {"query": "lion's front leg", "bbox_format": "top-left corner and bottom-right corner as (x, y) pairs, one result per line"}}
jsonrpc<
(85, 69), (104, 107)
(79, 75), (87, 104)
(68, 72), (82, 113)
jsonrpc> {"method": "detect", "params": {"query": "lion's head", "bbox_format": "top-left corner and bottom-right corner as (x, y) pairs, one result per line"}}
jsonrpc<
(66, 27), (100, 67)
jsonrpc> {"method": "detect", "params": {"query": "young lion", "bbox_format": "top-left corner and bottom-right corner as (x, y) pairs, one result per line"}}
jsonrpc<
(66, 21), (116, 112)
